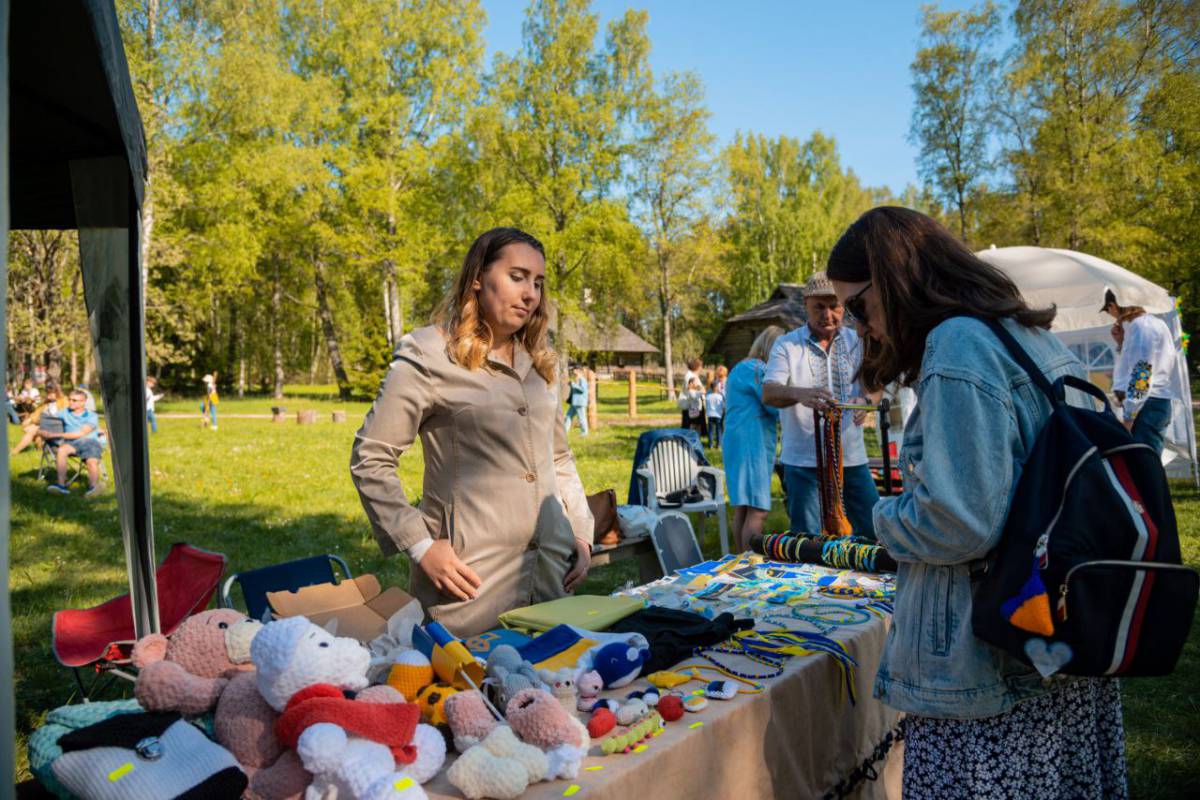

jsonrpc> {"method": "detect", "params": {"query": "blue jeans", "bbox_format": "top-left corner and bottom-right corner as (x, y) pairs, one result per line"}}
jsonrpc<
(783, 463), (879, 539)
(147, 408), (158, 433)
(1131, 397), (1172, 455)
(6, 400), (21, 425)
(707, 417), (723, 447)
(565, 404), (588, 435)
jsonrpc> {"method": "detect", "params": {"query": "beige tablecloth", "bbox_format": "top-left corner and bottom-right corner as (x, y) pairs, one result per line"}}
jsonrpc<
(425, 614), (903, 800)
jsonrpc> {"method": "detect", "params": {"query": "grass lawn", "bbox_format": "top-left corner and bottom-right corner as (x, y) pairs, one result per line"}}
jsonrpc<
(7, 387), (1200, 797)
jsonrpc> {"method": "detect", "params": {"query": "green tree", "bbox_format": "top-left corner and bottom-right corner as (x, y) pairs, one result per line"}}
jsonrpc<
(630, 71), (717, 397)
(910, 1), (1002, 240)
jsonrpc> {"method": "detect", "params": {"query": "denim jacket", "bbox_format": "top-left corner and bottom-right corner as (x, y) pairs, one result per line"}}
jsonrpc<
(872, 317), (1084, 719)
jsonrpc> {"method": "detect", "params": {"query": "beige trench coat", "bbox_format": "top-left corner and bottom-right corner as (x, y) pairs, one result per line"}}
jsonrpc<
(350, 325), (593, 637)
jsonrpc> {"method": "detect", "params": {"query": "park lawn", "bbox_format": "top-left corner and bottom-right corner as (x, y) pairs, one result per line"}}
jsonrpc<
(6, 393), (1199, 798)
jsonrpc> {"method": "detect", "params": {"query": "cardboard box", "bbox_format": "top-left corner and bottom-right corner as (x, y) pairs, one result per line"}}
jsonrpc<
(267, 574), (420, 642)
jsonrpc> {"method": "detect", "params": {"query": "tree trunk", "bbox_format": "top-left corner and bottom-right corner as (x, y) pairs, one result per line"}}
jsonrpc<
(382, 268), (394, 349)
(272, 262), (285, 399)
(313, 255), (350, 398)
(388, 269), (403, 345)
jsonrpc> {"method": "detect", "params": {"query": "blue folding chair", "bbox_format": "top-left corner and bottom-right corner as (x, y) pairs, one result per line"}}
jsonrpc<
(219, 554), (352, 622)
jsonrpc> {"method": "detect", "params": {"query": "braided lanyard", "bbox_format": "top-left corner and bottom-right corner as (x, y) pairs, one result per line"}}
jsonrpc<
(813, 408), (852, 536)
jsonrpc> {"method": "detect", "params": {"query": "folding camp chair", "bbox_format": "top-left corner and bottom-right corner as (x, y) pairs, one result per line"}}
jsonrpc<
(634, 431), (730, 555)
(35, 415), (84, 486)
(51, 542), (227, 700)
(648, 511), (704, 575)
(219, 554), (353, 623)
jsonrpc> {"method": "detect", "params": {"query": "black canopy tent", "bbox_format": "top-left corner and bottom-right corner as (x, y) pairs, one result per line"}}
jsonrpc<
(3, 0), (154, 785)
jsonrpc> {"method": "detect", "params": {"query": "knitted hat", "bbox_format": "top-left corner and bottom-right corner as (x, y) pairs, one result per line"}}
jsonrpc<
(802, 271), (836, 298)
(52, 712), (246, 800)
(386, 649), (435, 701)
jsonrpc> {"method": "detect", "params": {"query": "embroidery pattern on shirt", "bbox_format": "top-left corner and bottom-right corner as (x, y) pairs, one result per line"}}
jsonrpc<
(805, 333), (853, 403)
(1128, 360), (1152, 400)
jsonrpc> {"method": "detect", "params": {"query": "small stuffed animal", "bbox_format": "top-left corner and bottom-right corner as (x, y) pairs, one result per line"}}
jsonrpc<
(586, 707), (617, 738)
(591, 643), (647, 689)
(615, 697), (648, 726)
(505, 689), (586, 780)
(575, 670), (602, 712)
(386, 649), (435, 701)
(657, 694), (684, 722)
(444, 691), (498, 753)
(447, 726), (548, 800)
(414, 682), (459, 727)
(537, 668), (578, 718)
(297, 722), (428, 800)
(486, 646), (546, 708)
(132, 608), (262, 715)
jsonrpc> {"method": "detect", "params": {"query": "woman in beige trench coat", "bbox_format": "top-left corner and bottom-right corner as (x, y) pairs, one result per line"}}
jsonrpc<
(350, 228), (594, 637)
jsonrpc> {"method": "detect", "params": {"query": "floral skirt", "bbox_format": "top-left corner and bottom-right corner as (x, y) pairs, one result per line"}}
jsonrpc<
(903, 678), (1127, 800)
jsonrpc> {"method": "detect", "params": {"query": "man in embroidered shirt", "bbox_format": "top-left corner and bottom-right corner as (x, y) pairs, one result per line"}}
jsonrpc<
(763, 272), (879, 538)
(1103, 289), (1178, 454)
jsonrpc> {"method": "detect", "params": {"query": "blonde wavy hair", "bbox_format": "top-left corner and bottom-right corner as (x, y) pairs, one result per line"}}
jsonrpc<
(433, 227), (557, 383)
(747, 325), (785, 362)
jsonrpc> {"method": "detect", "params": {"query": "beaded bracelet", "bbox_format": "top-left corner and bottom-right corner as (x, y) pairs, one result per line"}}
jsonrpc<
(785, 603), (873, 628)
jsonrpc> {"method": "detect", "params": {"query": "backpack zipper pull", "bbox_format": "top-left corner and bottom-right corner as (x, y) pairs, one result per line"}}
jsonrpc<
(1057, 582), (1069, 621)
(1036, 534), (1050, 569)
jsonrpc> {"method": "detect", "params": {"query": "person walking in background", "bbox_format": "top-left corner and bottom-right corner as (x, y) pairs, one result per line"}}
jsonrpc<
(723, 326), (784, 551)
(146, 376), (164, 434)
(200, 373), (218, 430)
(565, 367), (590, 436)
(828, 206), (1126, 799)
(705, 378), (725, 447)
(764, 271), (879, 538)
(1103, 289), (1178, 454)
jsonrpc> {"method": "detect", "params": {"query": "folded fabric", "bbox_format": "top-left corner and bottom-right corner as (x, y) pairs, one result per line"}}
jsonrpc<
(608, 606), (755, 674)
(28, 699), (145, 799)
(461, 628), (533, 658)
(498, 595), (644, 633)
(515, 624), (651, 673)
(52, 711), (246, 800)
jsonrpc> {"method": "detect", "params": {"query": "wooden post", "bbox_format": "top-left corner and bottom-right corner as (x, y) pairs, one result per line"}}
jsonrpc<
(331, 410), (346, 423)
(627, 368), (637, 419)
(587, 368), (598, 432)
(297, 409), (317, 424)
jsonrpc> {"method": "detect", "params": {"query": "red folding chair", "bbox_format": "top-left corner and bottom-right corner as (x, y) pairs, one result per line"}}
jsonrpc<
(51, 542), (227, 700)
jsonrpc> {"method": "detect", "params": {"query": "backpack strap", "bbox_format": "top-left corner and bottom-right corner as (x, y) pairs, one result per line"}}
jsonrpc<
(976, 317), (1059, 405)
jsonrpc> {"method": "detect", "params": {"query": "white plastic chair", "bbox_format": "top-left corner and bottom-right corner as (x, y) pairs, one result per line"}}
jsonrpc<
(635, 437), (729, 555)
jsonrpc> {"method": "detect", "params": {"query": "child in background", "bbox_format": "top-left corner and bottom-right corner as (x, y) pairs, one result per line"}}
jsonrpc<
(705, 380), (725, 447)
(201, 373), (219, 430)
(146, 376), (164, 433)
(565, 367), (589, 436)
(684, 376), (707, 437)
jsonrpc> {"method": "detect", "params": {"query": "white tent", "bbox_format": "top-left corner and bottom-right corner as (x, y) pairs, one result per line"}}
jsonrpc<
(977, 246), (1197, 482)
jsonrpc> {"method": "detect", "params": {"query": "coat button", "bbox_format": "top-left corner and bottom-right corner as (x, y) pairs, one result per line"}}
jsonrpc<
(518, 406), (528, 416)
(525, 472), (536, 483)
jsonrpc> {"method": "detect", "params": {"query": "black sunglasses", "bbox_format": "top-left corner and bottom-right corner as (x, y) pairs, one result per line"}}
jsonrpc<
(845, 282), (872, 325)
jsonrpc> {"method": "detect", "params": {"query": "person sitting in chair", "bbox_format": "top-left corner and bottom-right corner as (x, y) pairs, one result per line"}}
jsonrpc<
(41, 389), (104, 496)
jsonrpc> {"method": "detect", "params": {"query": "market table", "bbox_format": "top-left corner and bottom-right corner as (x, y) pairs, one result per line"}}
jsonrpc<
(424, 572), (904, 800)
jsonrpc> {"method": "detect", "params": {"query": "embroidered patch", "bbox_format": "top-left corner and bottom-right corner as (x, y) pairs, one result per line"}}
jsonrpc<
(1024, 637), (1073, 678)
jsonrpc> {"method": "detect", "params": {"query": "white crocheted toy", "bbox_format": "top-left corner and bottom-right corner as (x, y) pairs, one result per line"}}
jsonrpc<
(297, 723), (428, 800)
(446, 726), (549, 800)
(252, 617), (371, 711)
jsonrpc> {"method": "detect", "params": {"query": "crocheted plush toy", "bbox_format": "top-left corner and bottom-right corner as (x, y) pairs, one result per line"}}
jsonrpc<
(505, 689), (587, 780)
(537, 667), (578, 718)
(575, 670), (602, 712)
(485, 646), (546, 709)
(444, 691), (498, 753)
(414, 682), (459, 726)
(217, 617), (440, 800)
(590, 642), (646, 689)
(296, 719), (435, 800)
(447, 726), (548, 800)
(131, 608), (262, 716)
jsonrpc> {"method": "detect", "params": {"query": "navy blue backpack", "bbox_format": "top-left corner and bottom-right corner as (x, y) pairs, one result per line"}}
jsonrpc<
(971, 319), (1197, 678)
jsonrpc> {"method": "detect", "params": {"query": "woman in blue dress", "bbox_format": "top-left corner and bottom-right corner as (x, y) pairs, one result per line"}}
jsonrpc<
(722, 325), (785, 552)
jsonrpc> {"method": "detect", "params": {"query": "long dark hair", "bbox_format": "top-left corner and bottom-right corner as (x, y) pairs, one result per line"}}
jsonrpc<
(826, 206), (1055, 390)
(433, 227), (556, 382)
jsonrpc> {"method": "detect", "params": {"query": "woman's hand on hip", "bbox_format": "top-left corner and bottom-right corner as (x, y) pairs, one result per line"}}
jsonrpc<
(563, 538), (591, 593)
(419, 539), (482, 601)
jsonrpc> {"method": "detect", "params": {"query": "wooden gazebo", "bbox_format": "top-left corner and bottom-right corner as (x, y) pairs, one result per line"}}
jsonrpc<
(564, 318), (659, 371)
(706, 284), (807, 366)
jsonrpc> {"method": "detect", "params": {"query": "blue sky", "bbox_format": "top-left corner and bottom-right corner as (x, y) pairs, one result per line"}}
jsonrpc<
(481, 0), (986, 195)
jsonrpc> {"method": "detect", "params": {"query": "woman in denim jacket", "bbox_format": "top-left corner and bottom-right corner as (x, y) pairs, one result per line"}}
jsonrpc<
(827, 207), (1127, 799)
